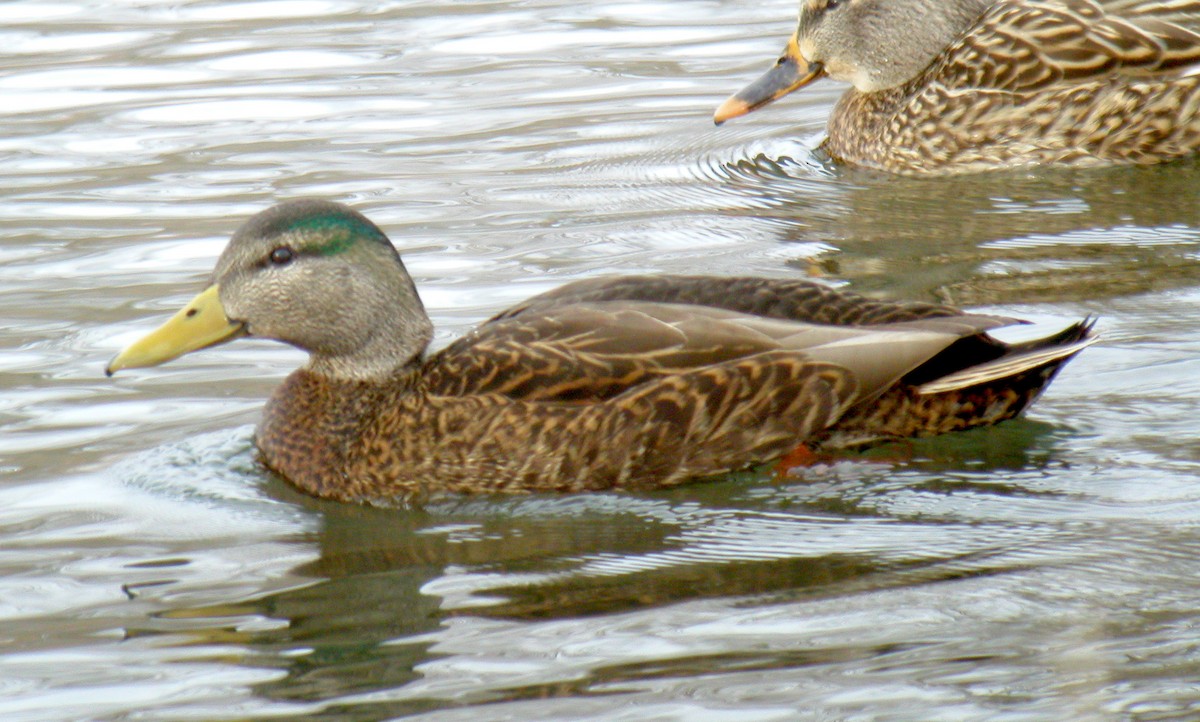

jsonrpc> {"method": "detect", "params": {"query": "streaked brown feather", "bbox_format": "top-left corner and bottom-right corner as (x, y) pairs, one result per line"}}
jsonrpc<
(942, 1), (1200, 91)
(256, 275), (1094, 501)
(491, 275), (967, 325)
(820, 0), (1200, 174)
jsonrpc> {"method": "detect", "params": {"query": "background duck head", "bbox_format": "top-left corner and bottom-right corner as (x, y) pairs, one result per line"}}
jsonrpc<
(715, 0), (992, 122)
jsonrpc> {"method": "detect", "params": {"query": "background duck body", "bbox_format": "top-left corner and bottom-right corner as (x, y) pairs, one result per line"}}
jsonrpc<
(718, 0), (1200, 175)
(831, 0), (1200, 174)
(109, 201), (1095, 503)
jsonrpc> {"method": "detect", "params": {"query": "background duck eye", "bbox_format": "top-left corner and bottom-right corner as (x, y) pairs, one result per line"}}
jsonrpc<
(269, 246), (294, 266)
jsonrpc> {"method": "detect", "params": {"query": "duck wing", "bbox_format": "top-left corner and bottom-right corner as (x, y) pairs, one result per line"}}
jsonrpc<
(424, 300), (1014, 405)
(938, 0), (1200, 94)
(390, 309), (1025, 491)
(490, 275), (966, 326)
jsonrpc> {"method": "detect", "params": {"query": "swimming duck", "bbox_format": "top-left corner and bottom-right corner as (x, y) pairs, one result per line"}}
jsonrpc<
(107, 200), (1095, 503)
(714, 0), (1200, 175)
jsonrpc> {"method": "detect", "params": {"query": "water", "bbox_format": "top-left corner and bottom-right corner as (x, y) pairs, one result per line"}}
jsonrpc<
(4, 0), (1200, 719)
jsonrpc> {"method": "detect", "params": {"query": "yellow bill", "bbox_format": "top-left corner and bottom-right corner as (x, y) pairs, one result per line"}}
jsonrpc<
(106, 284), (245, 375)
(714, 33), (825, 124)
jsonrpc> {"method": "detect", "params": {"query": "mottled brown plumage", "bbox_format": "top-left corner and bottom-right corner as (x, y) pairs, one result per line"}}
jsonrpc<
(716, 0), (1200, 175)
(108, 200), (1096, 503)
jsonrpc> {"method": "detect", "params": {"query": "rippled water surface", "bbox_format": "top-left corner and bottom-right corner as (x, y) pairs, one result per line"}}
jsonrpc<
(5, 1), (1200, 719)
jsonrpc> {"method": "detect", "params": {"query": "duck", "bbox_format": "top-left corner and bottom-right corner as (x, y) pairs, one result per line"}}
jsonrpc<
(714, 0), (1200, 175)
(107, 199), (1095, 503)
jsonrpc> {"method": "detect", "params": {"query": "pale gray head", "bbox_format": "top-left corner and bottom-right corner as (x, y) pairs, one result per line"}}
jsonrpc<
(214, 199), (433, 379)
(797, 0), (993, 91)
(714, 0), (992, 123)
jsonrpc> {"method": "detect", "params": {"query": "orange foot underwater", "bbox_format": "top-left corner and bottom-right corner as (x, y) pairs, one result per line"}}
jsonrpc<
(774, 440), (921, 478)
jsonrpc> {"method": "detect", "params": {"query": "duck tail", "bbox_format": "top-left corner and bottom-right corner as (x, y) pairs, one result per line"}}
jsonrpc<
(915, 317), (1098, 395)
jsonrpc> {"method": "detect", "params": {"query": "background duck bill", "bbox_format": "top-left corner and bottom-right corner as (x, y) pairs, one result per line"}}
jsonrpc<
(714, 55), (824, 124)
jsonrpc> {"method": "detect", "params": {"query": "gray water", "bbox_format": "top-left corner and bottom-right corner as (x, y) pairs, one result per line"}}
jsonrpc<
(4, 1), (1200, 719)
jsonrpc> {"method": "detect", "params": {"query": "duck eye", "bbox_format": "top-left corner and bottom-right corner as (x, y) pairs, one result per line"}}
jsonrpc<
(269, 246), (294, 266)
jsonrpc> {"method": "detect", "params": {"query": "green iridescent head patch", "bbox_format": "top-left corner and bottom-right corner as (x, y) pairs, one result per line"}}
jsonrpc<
(286, 212), (388, 257)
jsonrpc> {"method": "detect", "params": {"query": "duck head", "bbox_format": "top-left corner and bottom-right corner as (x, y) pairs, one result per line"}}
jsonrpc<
(714, 0), (992, 123)
(107, 199), (433, 381)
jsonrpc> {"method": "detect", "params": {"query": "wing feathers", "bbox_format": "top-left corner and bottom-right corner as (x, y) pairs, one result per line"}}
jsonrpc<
(600, 356), (857, 485)
(943, 0), (1200, 94)
(917, 335), (1098, 394)
(431, 302), (1013, 404)
(493, 275), (963, 326)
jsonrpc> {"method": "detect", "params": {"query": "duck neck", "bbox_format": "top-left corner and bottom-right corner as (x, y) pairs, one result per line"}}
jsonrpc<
(256, 365), (423, 500)
(933, 0), (995, 62)
(305, 313), (433, 382)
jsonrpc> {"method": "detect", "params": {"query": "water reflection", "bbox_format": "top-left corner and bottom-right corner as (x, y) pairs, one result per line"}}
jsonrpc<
(142, 418), (1072, 713)
(699, 152), (1200, 303)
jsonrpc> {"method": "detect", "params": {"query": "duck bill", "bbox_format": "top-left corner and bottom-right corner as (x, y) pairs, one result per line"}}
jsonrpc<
(106, 284), (245, 375)
(714, 34), (825, 125)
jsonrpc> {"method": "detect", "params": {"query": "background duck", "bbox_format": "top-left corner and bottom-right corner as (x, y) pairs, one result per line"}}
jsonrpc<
(715, 0), (1200, 175)
(107, 200), (1095, 503)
